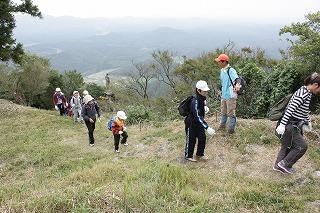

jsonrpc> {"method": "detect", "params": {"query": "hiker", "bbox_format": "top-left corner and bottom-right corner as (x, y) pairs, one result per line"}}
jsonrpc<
(81, 95), (101, 146)
(111, 111), (128, 153)
(215, 54), (241, 134)
(70, 91), (83, 123)
(52, 87), (67, 116)
(184, 80), (215, 162)
(273, 72), (320, 174)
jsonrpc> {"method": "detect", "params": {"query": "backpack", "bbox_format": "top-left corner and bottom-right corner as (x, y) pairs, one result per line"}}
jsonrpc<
(178, 96), (194, 116)
(267, 94), (293, 121)
(227, 67), (246, 95)
(107, 116), (115, 131)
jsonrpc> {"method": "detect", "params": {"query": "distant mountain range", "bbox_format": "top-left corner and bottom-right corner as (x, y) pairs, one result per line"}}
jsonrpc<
(14, 15), (288, 76)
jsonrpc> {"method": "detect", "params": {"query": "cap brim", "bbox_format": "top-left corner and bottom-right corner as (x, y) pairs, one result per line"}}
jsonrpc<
(214, 58), (220, 62)
(203, 87), (210, 91)
(119, 116), (127, 120)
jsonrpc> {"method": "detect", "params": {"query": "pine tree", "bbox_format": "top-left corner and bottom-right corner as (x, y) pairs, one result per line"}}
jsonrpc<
(0, 0), (42, 64)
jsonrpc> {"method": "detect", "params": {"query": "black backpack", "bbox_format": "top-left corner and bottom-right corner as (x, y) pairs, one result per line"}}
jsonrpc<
(227, 67), (246, 95)
(267, 94), (293, 121)
(178, 96), (194, 116)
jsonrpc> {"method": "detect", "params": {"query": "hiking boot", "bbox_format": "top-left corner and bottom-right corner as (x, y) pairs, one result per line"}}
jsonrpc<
(90, 143), (94, 147)
(273, 164), (286, 174)
(115, 149), (120, 153)
(196, 155), (209, 161)
(185, 157), (197, 162)
(123, 143), (128, 146)
(277, 160), (294, 174)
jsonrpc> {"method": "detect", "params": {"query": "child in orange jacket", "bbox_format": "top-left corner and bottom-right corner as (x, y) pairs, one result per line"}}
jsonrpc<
(111, 111), (128, 153)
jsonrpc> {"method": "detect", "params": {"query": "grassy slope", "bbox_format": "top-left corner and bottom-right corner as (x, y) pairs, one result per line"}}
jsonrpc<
(0, 100), (319, 212)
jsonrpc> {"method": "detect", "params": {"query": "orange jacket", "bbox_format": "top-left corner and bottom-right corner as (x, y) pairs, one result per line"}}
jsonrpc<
(111, 117), (125, 134)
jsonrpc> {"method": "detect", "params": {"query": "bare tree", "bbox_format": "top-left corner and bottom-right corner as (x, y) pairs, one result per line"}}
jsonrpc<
(151, 50), (178, 94)
(126, 62), (155, 100)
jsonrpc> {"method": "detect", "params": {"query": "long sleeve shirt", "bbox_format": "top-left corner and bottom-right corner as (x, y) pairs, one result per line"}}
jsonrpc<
(280, 86), (311, 126)
(81, 101), (100, 122)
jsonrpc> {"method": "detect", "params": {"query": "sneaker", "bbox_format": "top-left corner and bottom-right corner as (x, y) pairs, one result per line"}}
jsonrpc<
(217, 125), (226, 131)
(196, 155), (209, 161)
(273, 164), (286, 174)
(185, 157), (197, 162)
(123, 143), (128, 146)
(90, 144), (94, 147)
(115, 149), (120, 153)
(287, 167), (296, 174)
(277, 160), (294, 174)
(228, 129), (235, 134)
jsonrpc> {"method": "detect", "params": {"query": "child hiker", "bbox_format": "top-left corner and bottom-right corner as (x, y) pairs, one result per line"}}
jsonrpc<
(81, 95), (101, 147)
(184, 80), (215, 162)
(111, 111), (128, 153)
(274, 72), (320, 174)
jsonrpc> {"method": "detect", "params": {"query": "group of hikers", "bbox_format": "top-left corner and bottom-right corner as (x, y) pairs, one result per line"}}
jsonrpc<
(52, 87), (128, 151)
(53, 53), (320, 175)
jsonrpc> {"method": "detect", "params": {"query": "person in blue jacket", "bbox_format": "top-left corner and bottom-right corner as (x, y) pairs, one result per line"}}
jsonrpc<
(184, 80), (215, 162)
(215, 54), (241, 134)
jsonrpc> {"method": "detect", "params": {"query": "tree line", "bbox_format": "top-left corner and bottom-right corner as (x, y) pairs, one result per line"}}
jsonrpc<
(0, 1), (319, 120)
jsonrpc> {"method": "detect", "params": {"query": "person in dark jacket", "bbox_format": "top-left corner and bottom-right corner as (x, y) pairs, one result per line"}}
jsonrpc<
(184, 80), (215, 162)
(81, 95), (101, 146)
(274, 72), (320, 174)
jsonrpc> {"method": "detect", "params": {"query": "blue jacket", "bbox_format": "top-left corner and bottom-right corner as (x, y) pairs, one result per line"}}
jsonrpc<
(185, 93), (208, 129)
(220, 65), (238, 100)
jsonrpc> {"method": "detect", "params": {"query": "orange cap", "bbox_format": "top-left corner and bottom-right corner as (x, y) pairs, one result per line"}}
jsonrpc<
(215, 54), (229, 62)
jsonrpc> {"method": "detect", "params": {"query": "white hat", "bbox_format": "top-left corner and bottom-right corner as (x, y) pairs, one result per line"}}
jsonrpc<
(196, 80), (210, 91)
(82, 90), (89, 96)
(83, 95), (94, 104)
(55, 87), (61, 92)
(117, 111), (127, 120)
(73, 90), (79, 95)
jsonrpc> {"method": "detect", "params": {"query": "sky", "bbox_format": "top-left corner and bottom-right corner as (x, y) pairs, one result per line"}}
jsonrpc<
(29, 0), (319, 23)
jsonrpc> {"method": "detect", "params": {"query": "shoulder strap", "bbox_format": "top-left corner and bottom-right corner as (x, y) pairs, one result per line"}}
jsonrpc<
(227, 67), (235, 88)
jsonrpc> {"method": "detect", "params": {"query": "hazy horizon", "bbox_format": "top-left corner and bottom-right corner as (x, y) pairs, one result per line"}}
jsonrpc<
(28, 0), (319, 24)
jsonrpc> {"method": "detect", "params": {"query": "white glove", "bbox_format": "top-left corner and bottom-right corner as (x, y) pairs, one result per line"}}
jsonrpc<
(118, 131), (123, 134)
(54, 105), (59, 111)
(207, 127), (216, 135)
(276, 124), (286, 135)
(302, 123), (312, 132)
(204, 106), (209, 114)
(123, 127), (127, 131)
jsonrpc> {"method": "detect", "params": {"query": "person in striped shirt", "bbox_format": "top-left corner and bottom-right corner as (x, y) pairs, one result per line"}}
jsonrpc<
(274, 72), (320, 174)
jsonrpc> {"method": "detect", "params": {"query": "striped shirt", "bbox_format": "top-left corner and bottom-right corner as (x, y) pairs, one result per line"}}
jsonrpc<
(280, 86), (311, 125)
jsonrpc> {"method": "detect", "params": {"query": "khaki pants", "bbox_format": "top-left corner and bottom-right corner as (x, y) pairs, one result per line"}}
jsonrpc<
(220, 98), (237, 117)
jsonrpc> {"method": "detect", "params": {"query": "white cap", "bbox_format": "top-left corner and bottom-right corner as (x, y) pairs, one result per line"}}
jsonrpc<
(83, 95), (94, 104)
(82, 90), (89, 96)
(73, 90), (79, 95)
(196, 80), (210, 91)
(55, 87), (61, 92)
(117, 111), (127, 120)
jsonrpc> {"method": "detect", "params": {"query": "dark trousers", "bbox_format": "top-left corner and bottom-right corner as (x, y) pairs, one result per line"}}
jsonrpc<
(185, 124), (206, 158)
(85, 121), (96, 144)
(275, 123), (308, 168)
(114, 131), (128, 150)
(57, 103), (64, 116)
